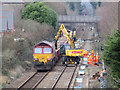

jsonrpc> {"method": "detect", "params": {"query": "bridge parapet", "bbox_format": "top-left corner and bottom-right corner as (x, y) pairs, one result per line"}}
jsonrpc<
(58, 15), (101, 23)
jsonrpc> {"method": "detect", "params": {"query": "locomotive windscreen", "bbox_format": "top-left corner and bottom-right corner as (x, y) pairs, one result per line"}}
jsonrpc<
(34, 48), (42, 54)
(43, 48), (52, 54)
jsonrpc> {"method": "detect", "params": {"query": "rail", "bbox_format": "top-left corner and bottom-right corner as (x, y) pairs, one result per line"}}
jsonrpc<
(51, 66), (67, 90)
(66, 65), (77, 89)
(17, 72), (37, 90)
(32, 71), (49, 89)
(17, 71), (49, 90)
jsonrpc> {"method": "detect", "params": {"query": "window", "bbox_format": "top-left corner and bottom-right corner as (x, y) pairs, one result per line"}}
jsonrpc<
(34, 48), (42, 54)
(65, 45), (70, 50)
(75, 43), (80, 48)
(43, 48), (51, 54)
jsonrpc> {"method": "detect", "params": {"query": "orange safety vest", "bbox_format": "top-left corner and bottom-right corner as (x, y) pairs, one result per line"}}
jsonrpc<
(83, 50), (88, 57)
(96, 55), (99, 63)
(92, 56), (96, 66)
(91, 49), (94, 55)
(86, 51), (89, 56)
(88, 55), (92, 64)
(93, 56), (96, 62)
(99, 70), (105, 75)
(83, 51), (86, 57)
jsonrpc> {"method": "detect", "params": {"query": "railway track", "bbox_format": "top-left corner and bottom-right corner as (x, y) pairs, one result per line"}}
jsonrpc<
(51, 66), (77, 89)
(17, 65), (77, 89)
(11, 27), (86, 89)
(17, 71), (49, 90)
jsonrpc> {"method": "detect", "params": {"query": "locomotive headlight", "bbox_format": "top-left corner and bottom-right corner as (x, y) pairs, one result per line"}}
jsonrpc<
(77, 54), (79, 56)
(34, 58), (39, 60)
(47, 58), (51, 60)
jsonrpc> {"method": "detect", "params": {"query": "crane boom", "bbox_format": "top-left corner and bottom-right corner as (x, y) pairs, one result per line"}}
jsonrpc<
(54, 24), (75, 49)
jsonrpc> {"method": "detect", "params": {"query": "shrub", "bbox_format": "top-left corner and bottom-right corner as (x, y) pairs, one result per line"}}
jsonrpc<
(21, 2), (57, 29)
(103, 30), (120, 87)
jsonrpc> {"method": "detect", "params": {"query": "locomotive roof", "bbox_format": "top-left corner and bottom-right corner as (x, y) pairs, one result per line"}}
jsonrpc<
(34, 41), (53, 48)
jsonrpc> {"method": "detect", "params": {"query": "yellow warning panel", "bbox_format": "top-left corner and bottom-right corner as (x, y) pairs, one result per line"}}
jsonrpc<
(66, 49), (83, 56)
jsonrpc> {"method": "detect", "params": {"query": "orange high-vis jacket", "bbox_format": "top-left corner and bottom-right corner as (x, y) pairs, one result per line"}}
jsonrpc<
(93, 56), (96, 63)
(83, 50), (86, 57)
(95, 55), (99, 63)
(88, 55), (92, 64)
(83, 50), (86, 54)
(83, 50), (88, 57)
(86, 51), (89, 56)
(91, 49), (94, 55)
(99, 70), (105, 75)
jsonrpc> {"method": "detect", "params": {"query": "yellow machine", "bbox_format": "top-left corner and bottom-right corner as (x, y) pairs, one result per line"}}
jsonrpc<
(54, 24), (83, 65)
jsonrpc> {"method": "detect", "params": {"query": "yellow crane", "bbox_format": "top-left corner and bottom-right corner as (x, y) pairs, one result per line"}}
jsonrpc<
(54, 24), (75, 49)
(54, 24), (83, 65)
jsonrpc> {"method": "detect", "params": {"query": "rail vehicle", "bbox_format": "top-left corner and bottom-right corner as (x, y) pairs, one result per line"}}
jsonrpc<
(54, 24), (84, 65)
(33, 41), (60, 70)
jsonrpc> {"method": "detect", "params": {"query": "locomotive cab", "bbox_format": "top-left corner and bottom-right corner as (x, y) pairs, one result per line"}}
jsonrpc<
(33, 41), (55, 70)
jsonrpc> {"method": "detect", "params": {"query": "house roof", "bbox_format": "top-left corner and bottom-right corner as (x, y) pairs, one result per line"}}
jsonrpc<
(0, 4), (14, 32)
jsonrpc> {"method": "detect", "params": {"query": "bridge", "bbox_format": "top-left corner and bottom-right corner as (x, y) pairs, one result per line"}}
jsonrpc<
(57, 15), (100, 31)
(58, 15), (101, 23)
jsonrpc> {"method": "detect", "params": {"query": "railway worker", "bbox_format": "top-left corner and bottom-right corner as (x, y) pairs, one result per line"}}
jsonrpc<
(99, 68), (106, 77)
(91, 49), (94, 58)
(84, 49), (89, 57)
(88, 54), (92, 65)
(86, 50), (89, 56)
(95, 54), (99, 63)
(83, 49), (87, 57)
(92, 55), (96, 66)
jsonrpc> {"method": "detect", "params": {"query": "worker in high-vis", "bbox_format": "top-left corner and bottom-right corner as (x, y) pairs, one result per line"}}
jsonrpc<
(99, 68), (106, 77)
(91, 49), (94, 58)
(86, 50), (89, 56)
(88, 54), (92, 65)
(93, 55), (96, 66)
(83, 49), (89, 57)
(83, 50), (86, 57)
(96, 54), (99, 63)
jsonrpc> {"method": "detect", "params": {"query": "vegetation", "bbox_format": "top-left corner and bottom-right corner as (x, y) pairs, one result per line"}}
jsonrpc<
(45, 2), (67, 15)
(21, 2), (57, 29)
(2, 34), (33, 75)
(98, 2), (102, 7)
(90, 2), (98, 9)
(68, 2), (84, 15)
(96, 2), (118, 41)
(77, 2), (84, 15)
(103, 30), (120, 88)
(69, 2), (75, 11)
(2, 21), (56, 88)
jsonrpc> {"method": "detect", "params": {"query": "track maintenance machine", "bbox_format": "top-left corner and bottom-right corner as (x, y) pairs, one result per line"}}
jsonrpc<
(54, 24), (83, 65)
